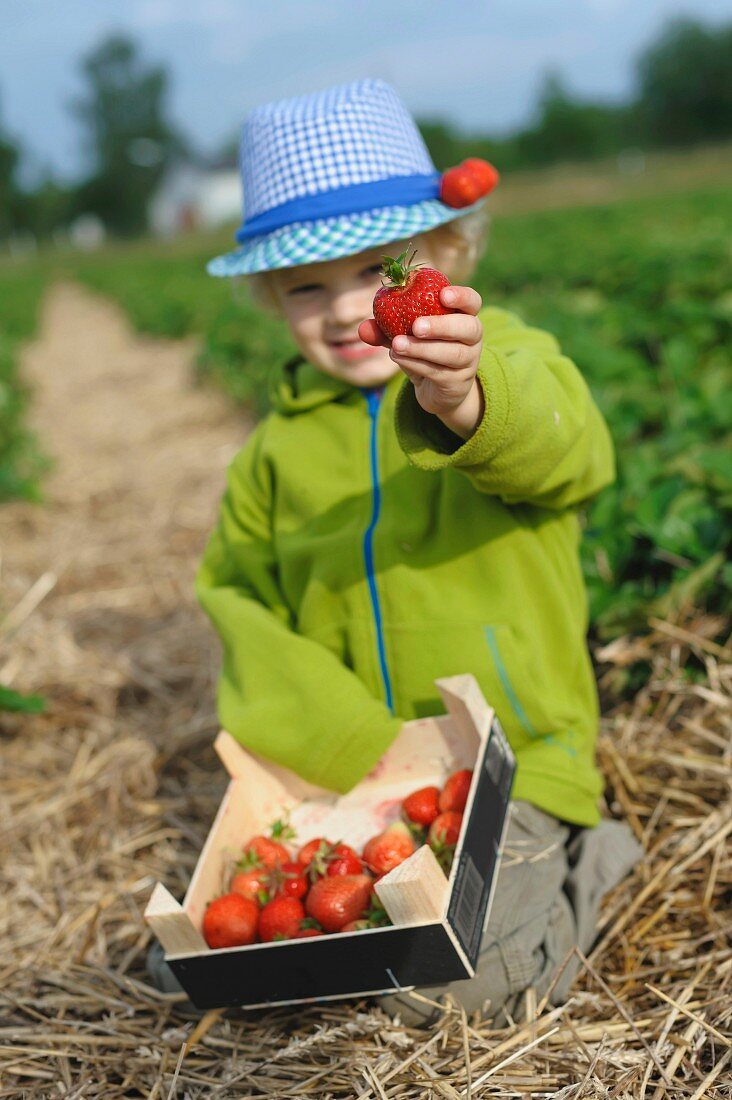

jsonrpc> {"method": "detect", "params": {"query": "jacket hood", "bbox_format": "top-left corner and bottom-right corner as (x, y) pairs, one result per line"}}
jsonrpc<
(270, 354), (402, 416)
(270, 355), (353, 415)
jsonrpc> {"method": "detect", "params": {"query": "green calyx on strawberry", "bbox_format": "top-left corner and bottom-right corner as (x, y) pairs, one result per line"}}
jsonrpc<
(379, 243), (425, 288)
(363, 895), (391, 928)
(268, 817), (296, 844)
(267, 859), (309, 900)
(234, 848), (264, 873)
(300, 839), (361, 883)
(241, 817), (296, 869)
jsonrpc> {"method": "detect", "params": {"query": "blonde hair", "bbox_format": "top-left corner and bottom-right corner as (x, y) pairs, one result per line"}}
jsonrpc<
(239, 205), (491, 317)
(423, 205), (491, 284)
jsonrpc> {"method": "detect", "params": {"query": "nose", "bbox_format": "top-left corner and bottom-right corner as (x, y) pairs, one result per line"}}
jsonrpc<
(325, 284), (367, 333)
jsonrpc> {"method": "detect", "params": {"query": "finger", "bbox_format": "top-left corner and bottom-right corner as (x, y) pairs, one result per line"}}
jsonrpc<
(391, 335), (475, 370)
(440, 285), (482, 315)
(390, 348), (475, 382)
(358, 319), (390, 348)
(411, 313), (482, 344)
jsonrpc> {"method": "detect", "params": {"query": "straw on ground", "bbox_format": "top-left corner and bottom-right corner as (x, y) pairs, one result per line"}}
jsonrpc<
(1, 283), (729, 1097)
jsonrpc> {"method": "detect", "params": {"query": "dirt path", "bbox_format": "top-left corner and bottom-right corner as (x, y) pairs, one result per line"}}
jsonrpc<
(0, 283), (254, 1034)
(2, 279), (249, 610)
(1, 281), (250, 712)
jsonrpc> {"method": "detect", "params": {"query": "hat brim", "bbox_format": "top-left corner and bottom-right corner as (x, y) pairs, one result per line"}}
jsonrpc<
(206, 198), (487, 277)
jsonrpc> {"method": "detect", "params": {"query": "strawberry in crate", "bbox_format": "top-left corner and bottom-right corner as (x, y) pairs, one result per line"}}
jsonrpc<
(200, 767), (474, 949)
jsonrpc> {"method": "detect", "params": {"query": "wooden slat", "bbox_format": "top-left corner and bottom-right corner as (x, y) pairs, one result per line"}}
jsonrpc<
(436, 674), (494, 757)
(144, 883), (207, 956)
(375, 844), (450, 925)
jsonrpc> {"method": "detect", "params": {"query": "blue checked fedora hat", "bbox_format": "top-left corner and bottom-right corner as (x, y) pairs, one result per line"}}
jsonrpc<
(207, 78), (495, 277)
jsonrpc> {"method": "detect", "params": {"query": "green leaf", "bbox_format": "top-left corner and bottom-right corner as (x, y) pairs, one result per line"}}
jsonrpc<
(0, 684), (46, 713)
(649, 552), (725, 620)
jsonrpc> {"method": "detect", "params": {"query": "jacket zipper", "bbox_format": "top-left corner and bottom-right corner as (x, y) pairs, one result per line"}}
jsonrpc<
(362, 386), (394, 712)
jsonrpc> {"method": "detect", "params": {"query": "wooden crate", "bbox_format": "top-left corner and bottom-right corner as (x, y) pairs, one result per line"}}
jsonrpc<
(145, 674), (515, 1009)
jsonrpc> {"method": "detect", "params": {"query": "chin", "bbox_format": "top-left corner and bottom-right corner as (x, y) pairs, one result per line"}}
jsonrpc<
(325, 352), (397, 386)
(347, 362), (399, 387)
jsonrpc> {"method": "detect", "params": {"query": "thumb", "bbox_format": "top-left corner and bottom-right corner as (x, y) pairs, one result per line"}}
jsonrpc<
(358, 319), (390, 347)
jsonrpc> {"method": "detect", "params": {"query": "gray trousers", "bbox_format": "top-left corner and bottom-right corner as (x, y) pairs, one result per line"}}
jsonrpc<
(378, 800), (643, 1026)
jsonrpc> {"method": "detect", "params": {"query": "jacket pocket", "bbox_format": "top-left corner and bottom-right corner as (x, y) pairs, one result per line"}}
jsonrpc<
(483, 624), (541, 744)
(481, 623), (580, 761)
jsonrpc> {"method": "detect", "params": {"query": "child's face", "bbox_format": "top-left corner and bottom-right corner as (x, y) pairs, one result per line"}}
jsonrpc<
(269, 238), (436, 388)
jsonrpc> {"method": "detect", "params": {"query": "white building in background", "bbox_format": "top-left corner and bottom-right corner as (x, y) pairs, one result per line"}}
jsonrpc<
(149, 157), (242, 237)
(68, 214), (106, 251)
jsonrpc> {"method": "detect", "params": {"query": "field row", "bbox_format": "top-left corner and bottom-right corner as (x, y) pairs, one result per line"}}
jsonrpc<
(2, 185), (730, 647)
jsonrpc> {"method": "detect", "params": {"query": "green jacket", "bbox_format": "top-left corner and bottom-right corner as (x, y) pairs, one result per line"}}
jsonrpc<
(196, 307), (615, 827)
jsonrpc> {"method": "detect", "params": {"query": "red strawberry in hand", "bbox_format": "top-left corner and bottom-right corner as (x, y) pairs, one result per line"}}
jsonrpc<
(258, 895), (306, 942)
(203, 893), (259, 949)
(362, 822), (416, 876)
(305, 874), (373, 933)
(402, 785), (441, 827)
(439, 769), (473, 814)
(372, 244), (454, 340)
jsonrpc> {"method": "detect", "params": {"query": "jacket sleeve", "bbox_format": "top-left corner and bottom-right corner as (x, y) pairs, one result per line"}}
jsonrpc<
(195, 423), (402, 793)
(394, 307), (616, 510)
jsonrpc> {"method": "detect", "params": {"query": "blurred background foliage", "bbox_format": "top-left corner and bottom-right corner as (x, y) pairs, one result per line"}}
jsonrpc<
(0, 17), (731, 241)
(1, 12), (730, 646)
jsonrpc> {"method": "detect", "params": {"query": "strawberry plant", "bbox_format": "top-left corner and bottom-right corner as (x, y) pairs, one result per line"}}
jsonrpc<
(0, 268), (49, 502)
(58, 184), (731, 646)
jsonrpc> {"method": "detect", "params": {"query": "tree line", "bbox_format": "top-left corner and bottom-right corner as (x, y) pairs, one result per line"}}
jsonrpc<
(1, 16), (731, 242)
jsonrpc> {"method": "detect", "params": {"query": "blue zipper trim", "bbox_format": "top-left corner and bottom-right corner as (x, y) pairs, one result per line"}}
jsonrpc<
(483, 625), (576, 757)
(362, 387), (394, 712)
(483, 626), (539, 740)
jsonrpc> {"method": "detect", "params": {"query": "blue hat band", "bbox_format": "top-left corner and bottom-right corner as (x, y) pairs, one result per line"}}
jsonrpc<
(236, 172), (441, 242)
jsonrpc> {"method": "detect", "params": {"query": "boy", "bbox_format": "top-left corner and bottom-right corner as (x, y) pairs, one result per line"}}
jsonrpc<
(156, 78), (641, 1023)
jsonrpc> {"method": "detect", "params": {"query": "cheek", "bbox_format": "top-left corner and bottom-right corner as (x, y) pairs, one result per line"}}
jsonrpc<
(283, 302), (324, 346)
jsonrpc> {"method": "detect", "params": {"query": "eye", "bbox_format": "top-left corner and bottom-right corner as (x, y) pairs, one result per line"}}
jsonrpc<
(287, 283), (322, 296)
(363, 263), (383, 276)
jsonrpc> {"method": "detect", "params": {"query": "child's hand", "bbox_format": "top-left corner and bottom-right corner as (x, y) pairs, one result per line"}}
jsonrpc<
(359, 286), (484, 440)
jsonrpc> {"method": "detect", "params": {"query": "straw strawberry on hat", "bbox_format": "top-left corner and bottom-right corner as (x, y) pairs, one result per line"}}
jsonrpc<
(439, 157), (499, 209)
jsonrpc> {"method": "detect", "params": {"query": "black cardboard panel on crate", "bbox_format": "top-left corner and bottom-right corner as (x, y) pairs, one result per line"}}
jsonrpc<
(447, 718), (515, 965)
(169, 922), (471, 1009)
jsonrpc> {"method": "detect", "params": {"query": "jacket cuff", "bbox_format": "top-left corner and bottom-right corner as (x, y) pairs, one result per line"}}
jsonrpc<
(394, 347), (515, 471)
(312, 707), (404, 794)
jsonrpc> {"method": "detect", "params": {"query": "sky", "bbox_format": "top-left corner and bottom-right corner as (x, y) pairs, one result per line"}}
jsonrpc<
(2, 0), (730, 185)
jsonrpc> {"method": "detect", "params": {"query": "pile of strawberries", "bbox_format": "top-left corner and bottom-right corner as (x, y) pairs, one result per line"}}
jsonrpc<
(203, 768), (473, 950)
